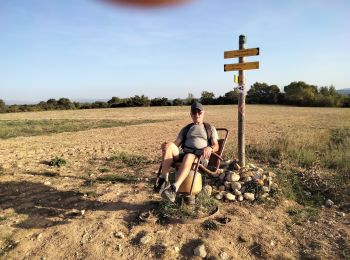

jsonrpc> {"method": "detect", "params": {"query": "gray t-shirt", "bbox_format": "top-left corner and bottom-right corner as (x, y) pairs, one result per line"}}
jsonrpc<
(177, 123), (218, 152)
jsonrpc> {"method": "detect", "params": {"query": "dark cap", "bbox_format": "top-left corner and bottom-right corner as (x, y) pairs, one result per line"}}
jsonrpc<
(191, 102), (204, 111)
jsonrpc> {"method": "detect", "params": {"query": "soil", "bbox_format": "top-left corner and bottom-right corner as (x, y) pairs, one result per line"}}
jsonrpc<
(0, 105), (349, 259)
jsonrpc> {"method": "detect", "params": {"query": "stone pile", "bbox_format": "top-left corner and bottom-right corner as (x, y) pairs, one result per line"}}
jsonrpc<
(205, 161), (278, 203)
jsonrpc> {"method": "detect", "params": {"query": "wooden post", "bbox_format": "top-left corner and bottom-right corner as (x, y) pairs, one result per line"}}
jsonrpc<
(238, 35), (246, 167)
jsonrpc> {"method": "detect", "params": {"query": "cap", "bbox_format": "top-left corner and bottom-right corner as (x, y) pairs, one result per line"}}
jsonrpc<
(191, 102), (204, 111)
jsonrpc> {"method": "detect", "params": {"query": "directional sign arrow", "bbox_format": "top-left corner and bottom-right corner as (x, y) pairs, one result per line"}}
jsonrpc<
(224, 61), (259, 71)
(224, 48), (259, 59)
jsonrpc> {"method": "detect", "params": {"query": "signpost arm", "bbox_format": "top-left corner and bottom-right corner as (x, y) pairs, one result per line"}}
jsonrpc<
(238, 35), (246, 167)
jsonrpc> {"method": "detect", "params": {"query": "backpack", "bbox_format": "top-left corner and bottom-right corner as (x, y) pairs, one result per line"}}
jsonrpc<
(181, 122), (213, 149)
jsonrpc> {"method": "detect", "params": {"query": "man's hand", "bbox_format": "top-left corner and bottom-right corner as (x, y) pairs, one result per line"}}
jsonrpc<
(161, 141), (170, 153)
(202, 146), (213, 159)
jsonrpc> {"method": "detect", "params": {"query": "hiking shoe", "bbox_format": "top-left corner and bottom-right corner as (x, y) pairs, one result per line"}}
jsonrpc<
(161, 184), (177, 202)
(154, 177), (168, 193)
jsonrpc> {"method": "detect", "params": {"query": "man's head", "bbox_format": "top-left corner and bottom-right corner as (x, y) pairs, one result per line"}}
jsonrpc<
(190, 102), (205, 124)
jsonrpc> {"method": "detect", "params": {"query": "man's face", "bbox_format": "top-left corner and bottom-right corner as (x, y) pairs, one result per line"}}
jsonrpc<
(190, 109), (204, 124)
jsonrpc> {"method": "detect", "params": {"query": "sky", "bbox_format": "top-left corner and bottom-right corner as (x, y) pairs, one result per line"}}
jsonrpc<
(1, 0), (350, 103)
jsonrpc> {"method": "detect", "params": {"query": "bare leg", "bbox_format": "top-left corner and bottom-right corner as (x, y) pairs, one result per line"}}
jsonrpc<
(161, 142), (179, 177)
(174, 153), (197, 190)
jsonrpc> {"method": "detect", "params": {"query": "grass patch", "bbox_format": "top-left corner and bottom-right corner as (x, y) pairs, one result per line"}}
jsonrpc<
(0, 238), (18, 256)
(275, 168), (325, 207)
(287, 206), (319, 225)
(247, 127), (350, 204)
(107, 152), (153, 168)
(98, 167), (110, 173)
(0, 216), (6, 222)
(159, 192), (219, 220)
(96, 173), (137, 184)
(49, 157), (67, 167)
(0, 119), (166, 139)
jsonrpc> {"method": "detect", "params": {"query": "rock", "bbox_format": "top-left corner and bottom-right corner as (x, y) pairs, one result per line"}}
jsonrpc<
(140, 234), (151, 245)
(114, 231), (125, 239)
(243, 193), (255, 201)
(237, 195), (244, 201)
(219, 173), (226, 181)
(217, 169), (224, 174)
(215, 193), (223, 200)
(231, 182), (241, 190)
(233, 163), (241, 170)
(242, 177), (252, 182)
(218, 185), (226, 191)
(336, 211), (346, 217)
(325, 199), (334, 208)
(193, 244), (207, 258)
(238, 234), (251, 243)
(44, 181), (51, 186)
(241, 171), (253, 178)
(262, 186), (270, 193)
(257, 168), (264, 173)
(233, 189), (241, 196)
(203, 185), (213, 196)
(267, 171), (276, 177)
(227, 173), (240, 182)
(219, 251), (229, 260)
(81, 210), (86, 215)
(248, 163), (256, 169)
(174, 246), (180, 253)
(225, 193), (235, 201)
(262, 175), (267, 180)
(116, 244), (122, 252)
(224, 181), (231, 189)
(37, 233), (43, 240)
(256, 179), (264, 186)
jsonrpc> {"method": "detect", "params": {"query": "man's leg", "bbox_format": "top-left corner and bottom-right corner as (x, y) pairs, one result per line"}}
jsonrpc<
(174, 153), (196, 190)
(161, 142), (180, 178)
(161, 153), (197, 202)
(154, 142), (179, 193)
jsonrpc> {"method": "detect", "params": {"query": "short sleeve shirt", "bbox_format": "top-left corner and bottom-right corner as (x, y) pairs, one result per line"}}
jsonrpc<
(177, 123), (218, 152)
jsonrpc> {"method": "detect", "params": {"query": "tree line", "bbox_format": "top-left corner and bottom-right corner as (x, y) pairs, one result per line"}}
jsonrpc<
(1, 81), (349, 113)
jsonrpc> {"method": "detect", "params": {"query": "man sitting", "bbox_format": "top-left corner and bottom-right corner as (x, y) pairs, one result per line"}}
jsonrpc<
(155, 102), (219, 202)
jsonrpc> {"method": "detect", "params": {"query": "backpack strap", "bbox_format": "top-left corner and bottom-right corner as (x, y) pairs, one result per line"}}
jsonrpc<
(181, 123), (194, 148)
(203, 122), (213, 146)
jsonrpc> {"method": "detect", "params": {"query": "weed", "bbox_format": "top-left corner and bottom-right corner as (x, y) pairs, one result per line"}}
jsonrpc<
(0, 216), (6, 222)
(49, 157), (67, 167)
(287, 206), (319, 225)
(0, 238), (18, 256)
(159, 192), (218, 220)
(107, 152), (152, 167)
(96, 173), (137, 184)
(202, 219), (219, 230)
(98, 168), (110, 173)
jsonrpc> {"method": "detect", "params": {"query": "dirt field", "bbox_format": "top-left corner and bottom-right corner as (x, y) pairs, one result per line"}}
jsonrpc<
(0, 105), (349, 259)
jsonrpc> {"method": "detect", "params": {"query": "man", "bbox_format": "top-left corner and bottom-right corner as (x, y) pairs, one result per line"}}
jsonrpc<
(155, 102), (219, 202)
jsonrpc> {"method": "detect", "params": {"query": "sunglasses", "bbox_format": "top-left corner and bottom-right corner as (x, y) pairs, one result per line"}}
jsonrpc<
(191, 110), (203, 115)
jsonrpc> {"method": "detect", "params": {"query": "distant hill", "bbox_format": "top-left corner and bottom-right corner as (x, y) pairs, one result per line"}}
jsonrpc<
(337, 88), (350, 96)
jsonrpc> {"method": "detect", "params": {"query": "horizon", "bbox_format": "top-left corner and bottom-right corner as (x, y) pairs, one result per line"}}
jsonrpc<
(1, 0), (349, 102)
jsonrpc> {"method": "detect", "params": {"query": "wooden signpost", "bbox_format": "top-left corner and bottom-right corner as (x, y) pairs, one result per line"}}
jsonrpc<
(224, 35), (260, 167)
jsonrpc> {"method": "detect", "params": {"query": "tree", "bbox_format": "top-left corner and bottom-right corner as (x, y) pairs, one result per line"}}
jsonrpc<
(200, 91), (215, 105)
(172, 98), (184, 106)
(216, 89), (238, 104)
(247, 82), (280, 104)
(185, 93), (197, 105)
(283, 81), (318, 106)
(0, 99), (6, 113)
(108, 96), (122, 105)
(46, 98), (58, 110)
(150, 97), (169, 106)
(126, 95), (150, 107)
(57, 98), (75, 110)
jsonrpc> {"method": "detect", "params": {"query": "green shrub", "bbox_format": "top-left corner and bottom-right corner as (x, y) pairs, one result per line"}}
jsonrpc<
(49, 157), (67, 167)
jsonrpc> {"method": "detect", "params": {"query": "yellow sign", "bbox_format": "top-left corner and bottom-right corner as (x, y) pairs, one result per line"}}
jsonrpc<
(224, 61), (259, 72)
(224, 48), (259, 59)
(234, 75), (239, 83)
